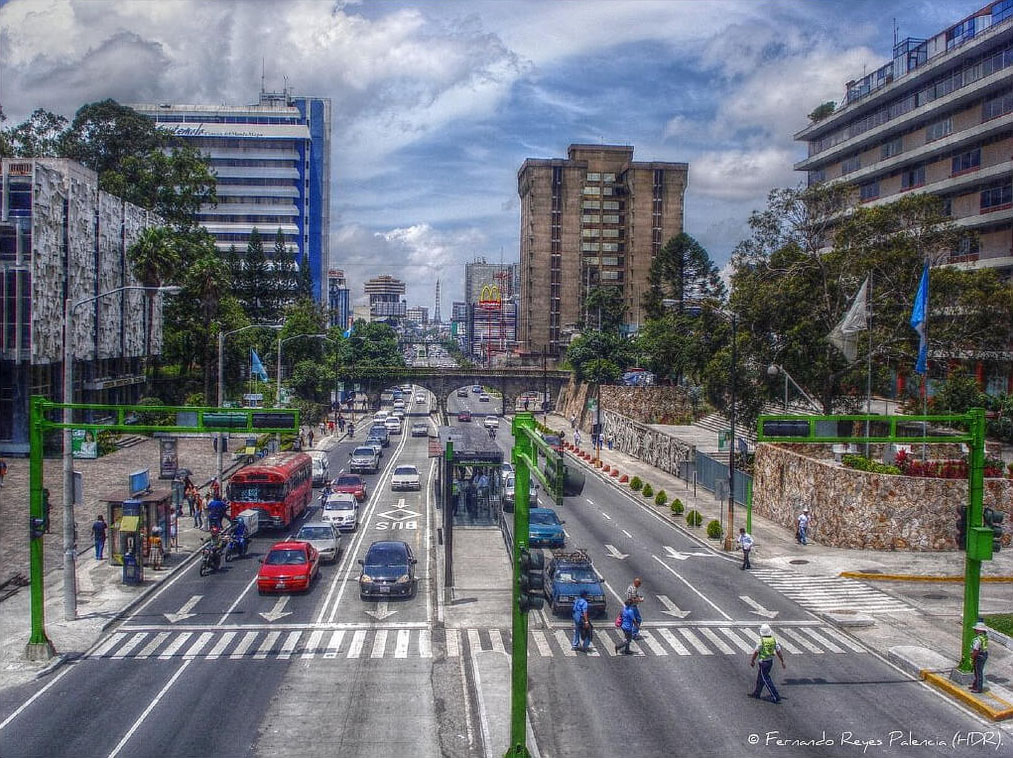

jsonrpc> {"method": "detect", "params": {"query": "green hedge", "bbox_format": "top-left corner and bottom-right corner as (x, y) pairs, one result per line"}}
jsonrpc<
(630, 476), (643, 491)
(686, 510), (702, 527)
(706, 519), (723, 539)
(642, 483), (654, 498)
(655, 490), (668, 506)
(670, 498), (684, 515)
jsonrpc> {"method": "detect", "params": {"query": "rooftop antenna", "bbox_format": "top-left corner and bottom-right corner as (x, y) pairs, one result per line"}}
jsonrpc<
(893, 18), (898, 48)
(261, 57), (266, 95)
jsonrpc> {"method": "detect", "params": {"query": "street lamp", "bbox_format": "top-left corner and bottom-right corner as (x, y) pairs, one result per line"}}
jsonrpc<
(725, 311), (737, 553)
(766, 364), (821, 413)
(62, 284), (181, 620)
(276, 333), (338, 437)
(216, 324), (282, 483)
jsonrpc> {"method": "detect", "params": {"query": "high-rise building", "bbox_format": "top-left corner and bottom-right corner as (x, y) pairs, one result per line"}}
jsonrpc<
(517, 144), (688, 357)
(0, 158), (164, 453)
(406, 306), (429, 325)
(364, 274), (406, 323)
(327, 269), (351, 330)
(130, 90), (332, 300)
(464, 258), (519, 304)
(794, 1), (1012, 280)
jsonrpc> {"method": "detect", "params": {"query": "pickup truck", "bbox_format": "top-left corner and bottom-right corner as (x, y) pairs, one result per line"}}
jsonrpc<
(349, 445), (380, 474)
(545, 549), (607, 618)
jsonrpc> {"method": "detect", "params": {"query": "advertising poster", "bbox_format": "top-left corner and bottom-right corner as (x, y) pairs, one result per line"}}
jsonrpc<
(159, 438), (179, 480)
(71, 429), (98, 459)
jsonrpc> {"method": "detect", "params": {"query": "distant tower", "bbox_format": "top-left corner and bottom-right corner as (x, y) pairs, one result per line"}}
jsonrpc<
(434, 279), (442, 324)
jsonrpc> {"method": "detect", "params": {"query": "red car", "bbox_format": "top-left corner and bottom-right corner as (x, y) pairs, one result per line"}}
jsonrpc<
(332, 473), (368, 502)
(457, 410), (472, 422)
(257, 541), (320, 594)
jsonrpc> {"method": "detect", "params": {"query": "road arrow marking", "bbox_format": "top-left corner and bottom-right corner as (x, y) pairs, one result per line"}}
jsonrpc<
(663, 546), (714, 561)
(365, 600), (398, 621)
(656, 594), (691, 619)
(601, 511), (612, 520)
(164, 595), (202, 623)
(259, 596), (293, 622)
(604, 544), (628, 560)
(739, 595), (779, 618)
(622, 530), (633, 539)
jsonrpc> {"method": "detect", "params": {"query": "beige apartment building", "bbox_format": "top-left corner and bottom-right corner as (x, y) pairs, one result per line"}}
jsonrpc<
(795, 0), (1013, 279)
(517, 144), (688, 358)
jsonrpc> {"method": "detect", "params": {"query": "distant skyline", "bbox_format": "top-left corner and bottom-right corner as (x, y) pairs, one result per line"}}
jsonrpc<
(0, 0), (984, 314)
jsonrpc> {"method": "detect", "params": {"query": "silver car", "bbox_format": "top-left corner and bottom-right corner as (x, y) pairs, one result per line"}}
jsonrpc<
(294, 522), (341, 563)
(321, 493), (359, 532)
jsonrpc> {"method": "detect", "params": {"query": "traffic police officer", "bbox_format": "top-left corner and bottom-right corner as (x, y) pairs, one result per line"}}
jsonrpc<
(749, 623), (785, 703)
(970, 621), (989, 693)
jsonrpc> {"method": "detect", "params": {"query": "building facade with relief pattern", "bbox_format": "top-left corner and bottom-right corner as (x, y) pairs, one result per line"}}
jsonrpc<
(517, 144), (688, 359)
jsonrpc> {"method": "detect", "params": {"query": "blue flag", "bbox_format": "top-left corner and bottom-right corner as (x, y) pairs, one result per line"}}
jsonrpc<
(909, 263), (929, 375)
(343, 324), (353, 339)
(251, 349), (269, 382)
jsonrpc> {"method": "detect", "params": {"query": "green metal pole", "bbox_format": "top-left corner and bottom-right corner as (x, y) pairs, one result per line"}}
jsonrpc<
(27, 396), (55, 658)
(959, 408), (985, 671)
(507, 412), (535, 758)
(745, 478), (753, 535)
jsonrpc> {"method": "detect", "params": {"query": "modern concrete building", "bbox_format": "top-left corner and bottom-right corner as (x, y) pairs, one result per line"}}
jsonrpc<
(464, 258), (519, 304)
(794, 0), (1012, 281)
(364, 274), (406, 324)
(327, 269), (351, 330)
(517, 144), (688, 358)
(0, 158), (164, 454)
(130, 90), (331, 300)
(406, 306), (429, 325)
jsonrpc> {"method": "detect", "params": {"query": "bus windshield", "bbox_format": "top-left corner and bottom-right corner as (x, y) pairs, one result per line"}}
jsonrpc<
(228, 482), (285, 503)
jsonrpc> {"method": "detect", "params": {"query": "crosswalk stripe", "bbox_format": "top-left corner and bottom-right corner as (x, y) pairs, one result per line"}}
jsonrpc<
(395, 629), (410, 659)
(231, 631), (259, 659)
(489, 629), (506, 654)
(112, 633), (148, 660)
(207, 631), (236, 660)
(137, 632), (171, 659)
(159, 632), (192, 660)
(531, 630), (552, 657)
(303, 630), (325, 659)
(599, 629), (618, 656)
(324, 630), (345, 659)
(676, 628), (712, 655)
(554, 630), (577, 656)
(371, 629), (388, 659)
(347, 629), (366, 658)
(699, 628), (735, 655)
(778, 627), (822, 654)
(797, 626), (844, 653)
(254, 631), (281, 660)
(770, 630), (801, 655)
(718, 627), (755, 654)
(638, 630), (667, 656)
(419, 630), (432, 659)
(279, 630), (301, 660)
(657, 628), (690, 655)
(818, 626), (867, 653)
(184, 632), (214, 660)
(93, 633), (127, 658)
(467, 629), (482, 654)
(446, 629), (460, 658)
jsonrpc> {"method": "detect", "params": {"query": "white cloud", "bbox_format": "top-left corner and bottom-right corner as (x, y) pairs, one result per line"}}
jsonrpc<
(691, 148), (797, 201)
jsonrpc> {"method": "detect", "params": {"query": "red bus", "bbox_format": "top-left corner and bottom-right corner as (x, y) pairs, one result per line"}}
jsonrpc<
(226, 452), (313, 528)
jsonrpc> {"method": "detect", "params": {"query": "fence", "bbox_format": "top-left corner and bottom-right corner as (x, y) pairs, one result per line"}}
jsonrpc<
(695, 451), (751, 506)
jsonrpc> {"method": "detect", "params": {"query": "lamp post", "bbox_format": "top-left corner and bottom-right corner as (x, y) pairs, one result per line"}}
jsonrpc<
(276, 333), (337, 436)
(63, 284), (181, 620)
(216, 324), (282, 484)
(766, 364), (821, 413)
(725, 312), (737, 552)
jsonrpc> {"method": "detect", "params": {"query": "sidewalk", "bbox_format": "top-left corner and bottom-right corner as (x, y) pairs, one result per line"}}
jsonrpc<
(542, 412), (1013, 721)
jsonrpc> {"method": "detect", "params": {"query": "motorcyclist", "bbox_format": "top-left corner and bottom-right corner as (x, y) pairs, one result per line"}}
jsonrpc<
(348, 423), (354, 438)
(229, 517), (248, 556)
(319, 482), (333, 504)
(207, 495), (228, 530)
(204, 526), (225, 569)
(488, 426), (497, 439)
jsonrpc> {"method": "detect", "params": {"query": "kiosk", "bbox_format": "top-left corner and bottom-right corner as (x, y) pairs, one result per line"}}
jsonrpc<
(103, 469), (172, 571)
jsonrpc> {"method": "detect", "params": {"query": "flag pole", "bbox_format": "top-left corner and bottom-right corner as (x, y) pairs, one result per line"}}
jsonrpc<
(866, 272), (873, 457)
(921, 261), (929, 462)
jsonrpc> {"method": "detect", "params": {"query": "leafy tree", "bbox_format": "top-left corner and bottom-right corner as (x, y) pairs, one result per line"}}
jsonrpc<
(643, 233), (725, 320)
(582, 286), (626, 334)
(340, 321), (405, 370)
(273, 229), (297, 306)
(0, 108), (68, 156)
(931, 369), (987, 414)
(566, 330), (636, 382)
(128, 227), (182, 365)
(238, 228), (275, 323)
(61, 99), (167, 178)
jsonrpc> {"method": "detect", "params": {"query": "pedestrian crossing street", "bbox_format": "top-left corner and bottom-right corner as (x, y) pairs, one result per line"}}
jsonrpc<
(87, 623), (867, 663)
(751, 569), (913, 614)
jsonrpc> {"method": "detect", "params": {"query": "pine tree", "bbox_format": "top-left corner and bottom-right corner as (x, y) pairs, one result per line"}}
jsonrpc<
(273, 228), (296, 309)
(241, 228), (275, 322)
(297, 249), (314, 300)
(644, 233), (725, 320)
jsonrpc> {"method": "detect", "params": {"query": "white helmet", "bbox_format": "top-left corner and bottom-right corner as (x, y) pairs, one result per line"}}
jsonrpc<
(759, 624), (772, 636)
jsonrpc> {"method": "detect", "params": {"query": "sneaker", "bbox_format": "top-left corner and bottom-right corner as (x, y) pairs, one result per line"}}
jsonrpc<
(571, 645), (578, 651)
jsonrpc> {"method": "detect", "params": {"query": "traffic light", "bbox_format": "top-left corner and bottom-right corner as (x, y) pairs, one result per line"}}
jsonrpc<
(984, 507), (1005, 552)
(517, 547), (545, 612)
(956, 505), (967, 550)
(42, 488), (51, 534)
(30, 489), (51, 539)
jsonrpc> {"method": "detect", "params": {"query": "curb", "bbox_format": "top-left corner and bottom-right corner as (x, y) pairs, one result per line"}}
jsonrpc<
(921, 671), (1013, 721)
(840, 571), (1013, 583)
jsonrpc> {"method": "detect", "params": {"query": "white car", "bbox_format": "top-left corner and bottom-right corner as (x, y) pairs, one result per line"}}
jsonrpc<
(483, 416), (500, 429)
(393, 399), (406, 410)
(384, 416), (402, 434)
(391, 408), (406, 420)
(373, 410), (389, 424)
(415, 394), (426, 402)
(321, 493), (358, 532)
(391, 464), (421, 491)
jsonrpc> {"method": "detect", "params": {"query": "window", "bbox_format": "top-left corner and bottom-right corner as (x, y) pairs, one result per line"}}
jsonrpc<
(840, 155), (861, 175)
(602, 228), (619, 238)
(951, 235), (980, 258)
(951, 148), (981, 175)
(603, 173), (616, 182)
(583, 186), (600, 196)
(900, 165), (925, 190)
(603, 214), (620, 224)
(881, 137), (903, 160)
(586, 172), (600, 181)
(602, 201), (619, 210)
(808, 169), (826, 186)
(995, 0), (1013, 24)
(582, 200), (601, 210)
(980, 183), (1012, 210)
(581, 215), (600, 223)
(925, 117), (952, 142)
(983, 90), (1013, 121)
(859, 181), (880, 201)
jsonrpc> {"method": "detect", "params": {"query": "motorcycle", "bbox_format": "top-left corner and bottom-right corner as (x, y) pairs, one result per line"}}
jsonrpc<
(347, 424), (354, 438)
(224, 531), (249, 562)
(199, 538), (224, 576)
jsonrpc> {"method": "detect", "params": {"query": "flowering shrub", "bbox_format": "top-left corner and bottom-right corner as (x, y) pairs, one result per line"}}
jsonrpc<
(890, 450), (1007, 479)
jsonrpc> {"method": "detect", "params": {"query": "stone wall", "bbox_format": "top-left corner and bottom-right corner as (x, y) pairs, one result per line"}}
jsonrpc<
(753, 444), (1012, 551)
(600, 409), (694, 478)
(557, 378), (692, 426)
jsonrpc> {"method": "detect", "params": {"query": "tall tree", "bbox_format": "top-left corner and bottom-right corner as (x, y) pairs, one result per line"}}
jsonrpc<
(297, 249), (314, 300)
(273, 228), (297, 307)
(643, 233), (726, 320)
(61, 99), (167, 178)
(582, 286), (626, 334)
(128, 227), (182, 362)
(239, 228), (275, 323)
(0, 108), (68, 157)
(566, 330), (636, 383)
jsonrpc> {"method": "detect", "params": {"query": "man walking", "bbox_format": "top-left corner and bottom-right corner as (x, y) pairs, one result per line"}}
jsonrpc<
(970, 621), (990, 693)
(625, 577), (644, 638)
(796, 508), (810, 545)
(615, 598), (639, 655)
(571, 590), (591, 652)
(92, 514), (108, 560)
(736, 527), (754, 570)
(749, 624), (785, 703)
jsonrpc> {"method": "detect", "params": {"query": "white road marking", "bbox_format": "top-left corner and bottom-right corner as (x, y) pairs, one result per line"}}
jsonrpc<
(254, 631), (281, 659)
(699, 628), (735, 655)
(259, 596), (293, 622)
(164, 595), (203, 623)
(638, 630), (667, 656)
(323, 630), (345, 659)
(92, 632), (127, 657)
(657, 628), (690, 655)
(446, 628), (460, 657)
(718, 627), (755, 654)
(601, 511), (612, 520)
(106, 660), (193, 758)
(418, 629), (432, 658)
(795, 626), (843, 653)
(395, 629), (411, 658)
(739, 595), (779, 618)
(158, 632), (193, 660)
(656, 594), (691, 619)
(676, 628), (712, 655)
(371, 629), (388, 658)
(111, 633), (148, 660)
(651, 554), (731, 620)
(137, 632), (171, 659)
(230, 631), (259, 659)
(278, 630), (301, 660)
(347, 629), (366, 658)
(206, 631), (236, 660)
(183, 632), (214, 660)
(819, 626), (868, 653)
(622, 529), (633, 539)
(554, 629), (577, 656)
(531, 630), (553, 657)
(489, 628), (506, 654)
(302, 630), (325, 659)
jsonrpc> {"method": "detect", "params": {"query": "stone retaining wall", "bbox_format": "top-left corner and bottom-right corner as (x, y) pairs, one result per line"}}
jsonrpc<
(557, 379), (691, 426)
(753, 444), (1012, 551)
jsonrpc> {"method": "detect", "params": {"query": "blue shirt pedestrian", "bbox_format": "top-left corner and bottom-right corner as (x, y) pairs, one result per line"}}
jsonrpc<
(571, 595), (590, 650)
(615, 601), (639, 655)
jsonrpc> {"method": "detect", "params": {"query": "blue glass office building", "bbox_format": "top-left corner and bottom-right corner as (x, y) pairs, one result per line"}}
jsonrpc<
(131, 92), (331, 300)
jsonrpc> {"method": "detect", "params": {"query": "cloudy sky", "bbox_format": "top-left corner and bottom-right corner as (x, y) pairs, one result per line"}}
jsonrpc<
(0, 0), (984, 311)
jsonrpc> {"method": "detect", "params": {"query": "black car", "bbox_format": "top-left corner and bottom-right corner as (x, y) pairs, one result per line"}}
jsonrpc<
(358, 540), (417, 599)
(368, 425), (390, 447)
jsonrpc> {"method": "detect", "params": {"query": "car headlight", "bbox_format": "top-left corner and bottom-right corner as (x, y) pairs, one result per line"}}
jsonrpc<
(360, 574), (373, 583)
(558, 595), (574, 603)
(395, 573), (411, 584)
(592, 595), (606, 603)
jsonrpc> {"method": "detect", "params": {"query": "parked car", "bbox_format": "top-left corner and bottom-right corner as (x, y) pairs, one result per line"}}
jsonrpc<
(358, 540), (417, 599)
(391, 464), (421, 491)
(545, 549), (607, 618)
(528, 507), (565, 548)
(258, 540), (320, 594)
(332, 473), (367, 502)
(503, 472), (538, 512)
(411, 421), (429, 437)
(541, 433), (563, 453)
(349, 446), (380, 474)
(321, 493), (359, 531)
(457, 388), (469, 398)
(457, 410), (472, 422)
(294, 522), (341, 563)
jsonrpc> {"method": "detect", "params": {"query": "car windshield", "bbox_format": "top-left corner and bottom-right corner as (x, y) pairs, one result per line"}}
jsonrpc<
(227, 483), (284, 503)
(353, 447), (374, 456)
(325, 500), (354, 511)
(530, 511), (560, 526)
(335, 476), (361, 487)
(365, 546), (408, 567)
(297, 527), (334, 540)
(394, 467), (417, 476)
(556, 568), (598, 583)
(265, 549), (307, 565)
